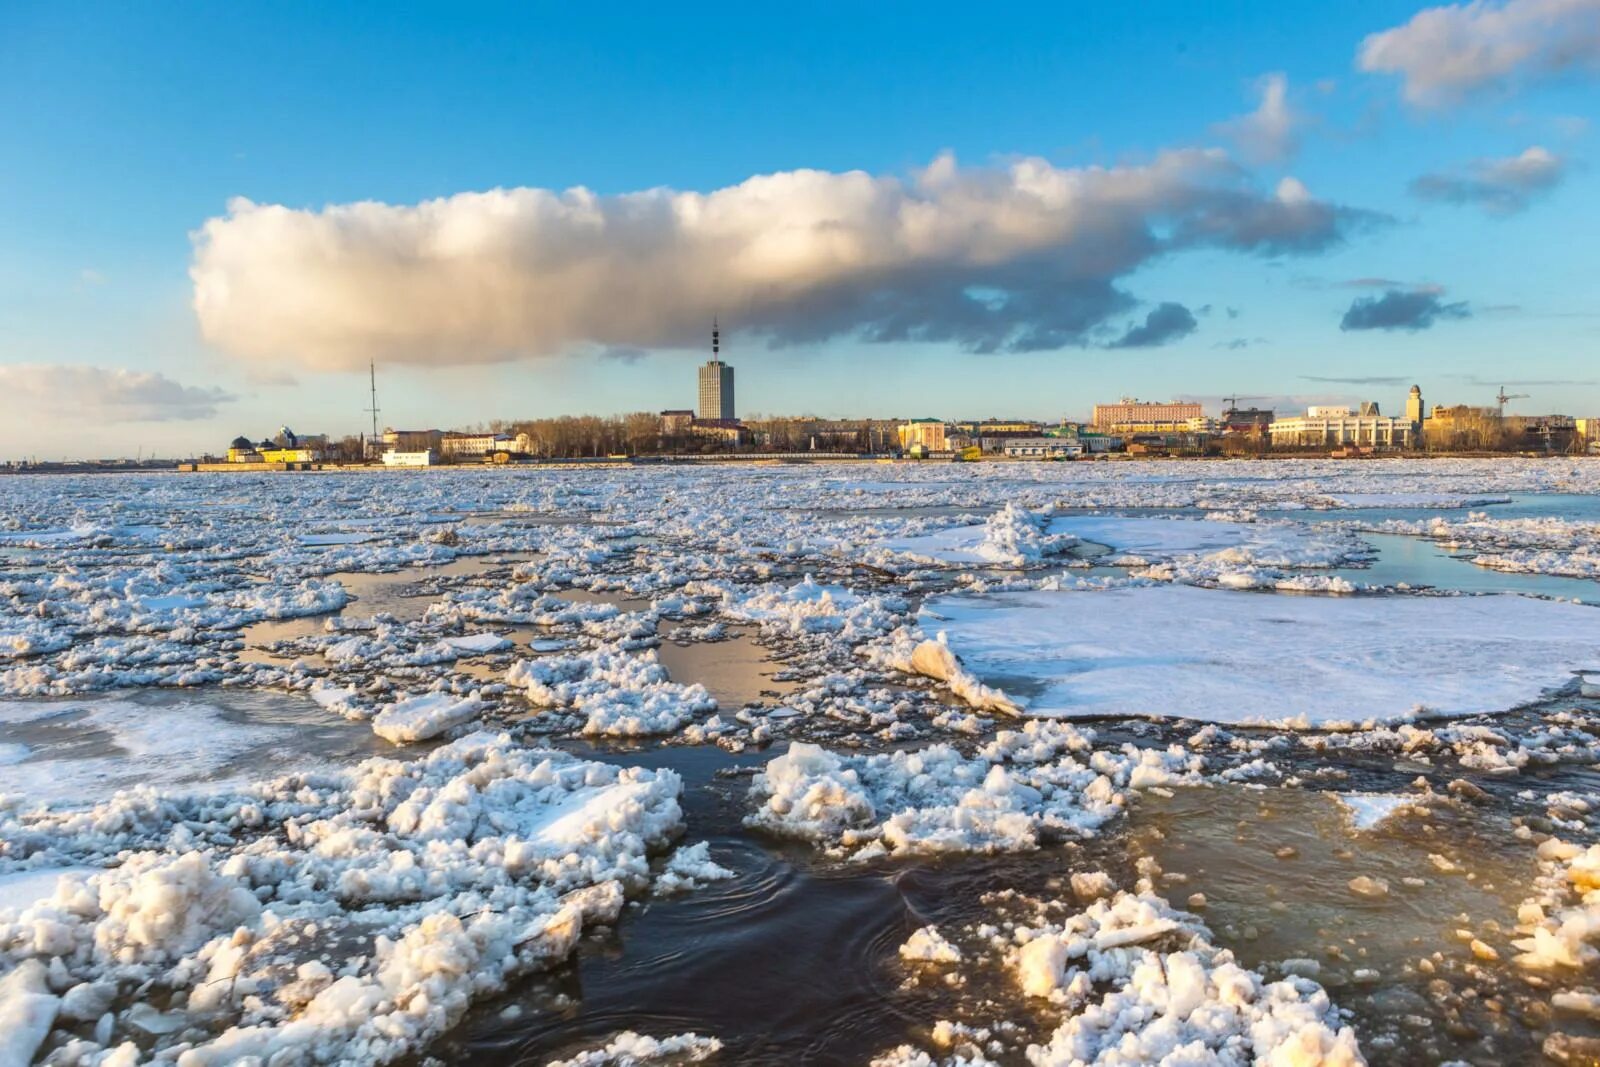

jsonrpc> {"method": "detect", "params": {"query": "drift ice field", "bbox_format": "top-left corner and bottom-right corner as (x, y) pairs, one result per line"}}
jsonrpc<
(5, 458), (1600, 1065)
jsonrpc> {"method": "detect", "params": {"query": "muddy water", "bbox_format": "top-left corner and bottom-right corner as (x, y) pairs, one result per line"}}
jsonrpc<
(1133, 785), (1561, 1064)
(657, 629), (798, 708)
(239, 554), (536, 653)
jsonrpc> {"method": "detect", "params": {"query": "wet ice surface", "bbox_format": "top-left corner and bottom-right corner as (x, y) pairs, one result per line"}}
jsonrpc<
(3, 460), (1600, 1065)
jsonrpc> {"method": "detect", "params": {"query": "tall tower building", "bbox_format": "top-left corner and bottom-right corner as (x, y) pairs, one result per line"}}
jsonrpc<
(1406, 384), (1424, 428)
(698, 319), (735, 421)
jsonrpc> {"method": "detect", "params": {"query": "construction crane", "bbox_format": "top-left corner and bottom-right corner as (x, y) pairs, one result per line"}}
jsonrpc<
(1221, 394), (1266, 414)
(1495, 386), (1530, 416)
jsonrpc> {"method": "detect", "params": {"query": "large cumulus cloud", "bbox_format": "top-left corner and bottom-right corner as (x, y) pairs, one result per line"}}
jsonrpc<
(1359, 0), (1600, 106)
(191, 151), (1377, 370)
(0, 366), (235, 422)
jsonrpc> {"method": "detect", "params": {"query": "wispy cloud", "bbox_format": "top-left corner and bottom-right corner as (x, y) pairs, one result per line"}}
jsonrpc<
(1411, 146), (1567, 214)
(191, 151), (1381, 371)
(1447, 373), (1598, 386)
(1214, 72), (1302, 163)
(1300, 374), (1413, 385)
(0, 365), (236, 422)
(1359, 0), (1600, 107)
(1340, 289), (1471, 331)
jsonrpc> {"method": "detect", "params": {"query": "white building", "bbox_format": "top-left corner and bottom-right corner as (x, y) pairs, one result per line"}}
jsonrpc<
(439, 432), (513, 459)
(1269, 403), (1415, 449)
(382, 450), (435, 467)
(1003, 437), (1083, 459)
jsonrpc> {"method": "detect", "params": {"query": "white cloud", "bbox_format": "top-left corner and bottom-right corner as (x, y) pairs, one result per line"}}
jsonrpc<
(1215, 73), (1301, 163)
(1410, 145), (1567, 212)
(0, 365), (235, 422)
(190, 151), (1378, 371)
(1359, 0), (1600, 107)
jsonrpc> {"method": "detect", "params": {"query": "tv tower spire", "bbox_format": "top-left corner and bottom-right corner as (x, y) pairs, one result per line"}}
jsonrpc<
(712, 316), (720, 359)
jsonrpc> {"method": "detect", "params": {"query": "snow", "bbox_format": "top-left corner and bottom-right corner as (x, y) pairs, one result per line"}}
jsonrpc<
(545, 1030), (724, 1065)
(371, 690), (485, 742)
(1, 460), (1598, 1058)
(0, 731), (690, 1064)
(507, 645), (715, 737)
(0, 866), (95, 913)
(745, 727), (1201, 858)
(0, 698), (295, 804)
(880, 504), (1077, 567)
(1011, 891), (1365, 1066)
(1332, 793), (1414, 831)
(922, 586), (1600, 725)
(901, 924), (964, 963)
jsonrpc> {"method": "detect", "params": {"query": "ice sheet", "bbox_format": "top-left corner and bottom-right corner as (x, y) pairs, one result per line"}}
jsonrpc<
(923, 586), (1600, 724)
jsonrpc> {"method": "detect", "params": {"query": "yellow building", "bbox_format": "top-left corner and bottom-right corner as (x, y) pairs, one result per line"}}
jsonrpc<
(898, 419), (948, 453)
(258, 448), (317, 463)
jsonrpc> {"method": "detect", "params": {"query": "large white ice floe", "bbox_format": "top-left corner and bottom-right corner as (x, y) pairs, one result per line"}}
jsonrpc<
(1011, 890), (1365, 1065)
(921, 586), (1600, 725)
(0, 731), (691, 1065)
(744, 725), (1202, 858)
(0, 697), (299, 805)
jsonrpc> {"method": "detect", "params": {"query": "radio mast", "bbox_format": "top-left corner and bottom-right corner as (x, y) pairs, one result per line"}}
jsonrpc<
(365, 362), (381, 449)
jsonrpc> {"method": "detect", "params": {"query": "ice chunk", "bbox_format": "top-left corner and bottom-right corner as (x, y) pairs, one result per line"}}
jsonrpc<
(371, 691), (484, 743)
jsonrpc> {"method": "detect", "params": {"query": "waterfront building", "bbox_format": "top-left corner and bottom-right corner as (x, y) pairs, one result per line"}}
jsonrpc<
(897, 419), (948, 454)
(1091, 398), (1204, 431)
(698, 320), (735, 421)
(383, 428), (444, 452)
(438, 432), (513, 459)
(1269, 404), (1415, 449)
(1002, 437), (1083, 458)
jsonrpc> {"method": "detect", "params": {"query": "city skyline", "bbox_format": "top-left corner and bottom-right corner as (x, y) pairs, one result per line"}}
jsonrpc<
(4, 2), (1599, 459)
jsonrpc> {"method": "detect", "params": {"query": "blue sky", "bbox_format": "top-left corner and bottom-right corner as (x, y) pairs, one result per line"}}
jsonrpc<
(2, 1), (1597, 458)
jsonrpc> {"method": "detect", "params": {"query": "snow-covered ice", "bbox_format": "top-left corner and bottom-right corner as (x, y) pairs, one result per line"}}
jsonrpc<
(922, 586), (1600, 724)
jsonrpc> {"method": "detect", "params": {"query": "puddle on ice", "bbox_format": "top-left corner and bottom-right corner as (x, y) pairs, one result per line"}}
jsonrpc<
(656, 629), (797, 708)
(1132, 784), (1564, 1064)
(1335, 533), (1597, 599)
(0, 689), (394, 806)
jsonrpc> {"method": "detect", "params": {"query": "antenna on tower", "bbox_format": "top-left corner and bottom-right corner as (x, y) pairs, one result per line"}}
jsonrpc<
(712, 316), (720, 359)
(366, 361), (381, 454)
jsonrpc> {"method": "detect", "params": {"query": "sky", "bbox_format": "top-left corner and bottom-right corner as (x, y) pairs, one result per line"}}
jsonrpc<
(2, 0), (1598, 459)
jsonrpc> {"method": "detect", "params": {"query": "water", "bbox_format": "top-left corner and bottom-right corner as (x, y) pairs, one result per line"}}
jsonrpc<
(1133, 785), (1565, 1065)
(657, 628), (798, 708)
(1335, 533), (1598, 599)
(239, 554), (535, 650)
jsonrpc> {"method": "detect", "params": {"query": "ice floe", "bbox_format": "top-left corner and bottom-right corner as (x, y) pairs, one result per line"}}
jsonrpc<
(921, 586), (1600, 724)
